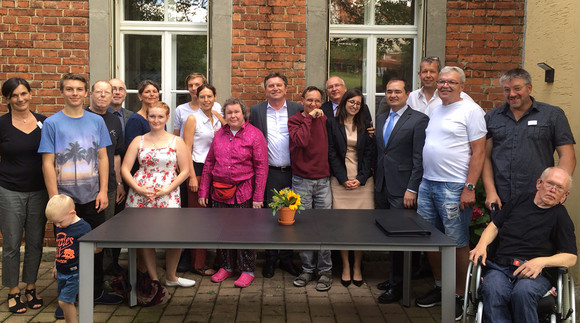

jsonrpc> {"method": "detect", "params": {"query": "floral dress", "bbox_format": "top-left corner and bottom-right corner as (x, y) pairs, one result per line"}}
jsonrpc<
(126, 136), (180, 208)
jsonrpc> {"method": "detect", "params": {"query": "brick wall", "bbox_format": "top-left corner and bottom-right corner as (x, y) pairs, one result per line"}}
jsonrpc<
(444, 0), (525, 110)
(0, 0), (89, 246)
(0, 0), (89, 115)
(231, 0), (306, 106)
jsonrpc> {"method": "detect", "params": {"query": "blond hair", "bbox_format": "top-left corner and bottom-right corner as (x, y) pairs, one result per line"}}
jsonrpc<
(45, 194), (75, 222)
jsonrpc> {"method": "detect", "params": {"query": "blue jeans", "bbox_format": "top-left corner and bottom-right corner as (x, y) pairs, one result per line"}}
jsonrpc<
(417, 179), (471, 247)
(481, 261), (551, 323)
(292, 175), (332, 273)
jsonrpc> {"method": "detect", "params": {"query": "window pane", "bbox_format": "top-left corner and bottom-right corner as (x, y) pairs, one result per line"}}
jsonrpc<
(124, 0), (164, 21)
(375, 0), (414, 25)
(329, 37), (367, 92)
(174, 34), (208, 91)
(124, 34), (162, 90)
(169, 0), (208, 22)
(329, 0), (365, 25)
(375, 38), (414, 114)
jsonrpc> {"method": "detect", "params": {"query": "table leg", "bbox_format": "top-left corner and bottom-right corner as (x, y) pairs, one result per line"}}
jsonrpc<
(79, 242), (95, 323)
(402, 251), (411, 307)
(129, 248), (137, 307)
(441, 246), (456, 322)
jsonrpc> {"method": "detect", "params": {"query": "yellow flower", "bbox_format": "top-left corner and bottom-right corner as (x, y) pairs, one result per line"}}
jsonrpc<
(289, 204), (298, 210)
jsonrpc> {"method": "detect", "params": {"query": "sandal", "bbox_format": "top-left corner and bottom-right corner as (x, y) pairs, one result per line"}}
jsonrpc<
(25, 289), (43, 309)
(7, 293), (27, 314)
(192, 266), (216, 276)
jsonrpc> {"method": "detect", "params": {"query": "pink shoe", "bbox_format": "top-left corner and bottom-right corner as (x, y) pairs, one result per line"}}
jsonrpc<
(234, 272), (255, 288)
(211, 268), (234, 283)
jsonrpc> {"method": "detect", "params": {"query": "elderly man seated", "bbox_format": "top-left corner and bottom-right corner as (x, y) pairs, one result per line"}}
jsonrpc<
(469, 167), (577, 323)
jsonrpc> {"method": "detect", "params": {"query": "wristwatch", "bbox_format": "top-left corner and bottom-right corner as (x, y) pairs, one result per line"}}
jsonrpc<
(465, 183), (475, 191)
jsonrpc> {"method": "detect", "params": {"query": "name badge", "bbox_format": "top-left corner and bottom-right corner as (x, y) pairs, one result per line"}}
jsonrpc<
(528, 120), (537, 126)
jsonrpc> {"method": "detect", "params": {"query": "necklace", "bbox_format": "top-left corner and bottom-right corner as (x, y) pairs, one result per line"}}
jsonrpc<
(12, 111), (32, 123)
(150, 133), (166, 147)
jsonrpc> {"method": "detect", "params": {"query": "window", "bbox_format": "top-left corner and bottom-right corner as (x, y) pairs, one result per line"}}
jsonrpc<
(329, 0), (423, 116)
(116, 0), (208, 130)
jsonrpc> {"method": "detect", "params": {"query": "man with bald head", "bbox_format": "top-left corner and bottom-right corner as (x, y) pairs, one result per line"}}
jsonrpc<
(470, 167), (577, 322)
(107, 78), (133, 137)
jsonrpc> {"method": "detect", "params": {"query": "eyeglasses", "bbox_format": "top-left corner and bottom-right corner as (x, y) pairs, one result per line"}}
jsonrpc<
(436, 80), (460, 86)
(326, 83), (344, 90)
(541, 180), (566, 193)
(423, 56), (440, 61)
(93, 90), (112, 96)
(347, 100), (361, 107)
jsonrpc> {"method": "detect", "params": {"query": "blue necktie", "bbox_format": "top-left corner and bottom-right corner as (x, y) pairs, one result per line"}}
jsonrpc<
(383, 112), (397, 147)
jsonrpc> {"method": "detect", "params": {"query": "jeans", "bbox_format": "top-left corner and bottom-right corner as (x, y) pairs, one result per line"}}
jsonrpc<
(292, 175), (332, 273)
(417, 179), (471, 247)
(481, 261), (551, 323)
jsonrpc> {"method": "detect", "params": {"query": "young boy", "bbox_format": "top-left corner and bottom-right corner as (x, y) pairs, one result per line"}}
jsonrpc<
(46, 194), (91, 323)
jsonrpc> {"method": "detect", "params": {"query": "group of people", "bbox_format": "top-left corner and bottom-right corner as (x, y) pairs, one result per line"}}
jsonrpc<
(0, 56), (577, 323)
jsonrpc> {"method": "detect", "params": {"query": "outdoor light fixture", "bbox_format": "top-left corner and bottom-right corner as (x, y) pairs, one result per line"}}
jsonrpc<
(537, 62), (555, 83)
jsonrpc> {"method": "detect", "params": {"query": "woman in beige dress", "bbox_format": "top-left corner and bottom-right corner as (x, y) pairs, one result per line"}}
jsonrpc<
(327, 88), (376, 287)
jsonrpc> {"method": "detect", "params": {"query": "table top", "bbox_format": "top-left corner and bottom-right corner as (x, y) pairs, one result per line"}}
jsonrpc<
(80, 207), (456, 250)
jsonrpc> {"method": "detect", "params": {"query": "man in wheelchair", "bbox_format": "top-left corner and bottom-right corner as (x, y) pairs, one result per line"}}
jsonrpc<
(469, 167), (577, 323)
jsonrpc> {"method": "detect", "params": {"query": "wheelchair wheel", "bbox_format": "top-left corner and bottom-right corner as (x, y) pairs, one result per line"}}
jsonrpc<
(463, 262), (484, 323)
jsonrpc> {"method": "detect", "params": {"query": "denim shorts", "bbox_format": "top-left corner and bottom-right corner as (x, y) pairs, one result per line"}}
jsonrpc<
(417, 179), (471, 248)
(57, 270), (79, 303)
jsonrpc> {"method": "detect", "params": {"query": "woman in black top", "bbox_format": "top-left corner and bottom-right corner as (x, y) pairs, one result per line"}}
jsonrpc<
(0, 78), (48, 313)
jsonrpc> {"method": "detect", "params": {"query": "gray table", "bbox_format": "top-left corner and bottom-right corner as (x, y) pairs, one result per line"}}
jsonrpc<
(79, 208), (456, 322)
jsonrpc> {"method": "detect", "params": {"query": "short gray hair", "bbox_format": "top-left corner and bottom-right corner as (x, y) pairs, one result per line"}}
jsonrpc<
(499, 68), (532, 86)
(440, 66), (466, 83)
(222, 97), (249, 121)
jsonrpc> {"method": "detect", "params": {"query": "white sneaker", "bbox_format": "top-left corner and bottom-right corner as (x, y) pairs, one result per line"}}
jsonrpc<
(166, 277), (196, 287)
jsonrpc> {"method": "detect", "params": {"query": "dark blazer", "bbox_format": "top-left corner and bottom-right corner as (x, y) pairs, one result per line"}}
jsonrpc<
(249, 100), (302, 141)
(121, 107), (134, 126)
(321, 101), (373, 125)
(375, 106), (429, 196)
(328, 118), (376, 185)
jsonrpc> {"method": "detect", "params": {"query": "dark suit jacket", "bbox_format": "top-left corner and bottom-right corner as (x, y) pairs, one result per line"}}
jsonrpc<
(321, 101), (373, 125)
(121, 107), (134, 126)
(327, 118), (376, 185)
(249, 100), (302, 142)
(375, 106), (429, 196)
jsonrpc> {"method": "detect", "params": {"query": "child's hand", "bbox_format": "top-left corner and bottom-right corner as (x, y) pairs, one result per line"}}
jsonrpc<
(52, 266), (57, 280)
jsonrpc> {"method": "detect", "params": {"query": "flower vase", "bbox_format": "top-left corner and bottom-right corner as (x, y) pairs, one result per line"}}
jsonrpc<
(277, 207), (296, 225)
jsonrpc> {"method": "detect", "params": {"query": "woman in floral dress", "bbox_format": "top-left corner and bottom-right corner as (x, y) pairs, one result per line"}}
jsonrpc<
(122, 101), (195, 289)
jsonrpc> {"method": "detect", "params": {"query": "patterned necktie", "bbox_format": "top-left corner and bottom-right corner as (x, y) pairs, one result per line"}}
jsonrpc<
(383, 112), (397, 147)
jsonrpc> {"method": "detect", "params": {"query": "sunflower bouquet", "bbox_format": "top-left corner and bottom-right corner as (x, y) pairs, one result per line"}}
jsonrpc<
(268, 188), (305, 215)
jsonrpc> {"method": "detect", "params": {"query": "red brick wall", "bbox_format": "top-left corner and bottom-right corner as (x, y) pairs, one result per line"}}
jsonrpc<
(0, 0), (89, 115)
(0, 0), (89, 246)
(231, 0), (306, 106)
(444, 0), (525, 110)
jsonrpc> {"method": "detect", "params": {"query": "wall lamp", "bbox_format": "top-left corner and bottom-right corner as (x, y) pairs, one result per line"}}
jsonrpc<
(537, 62), (555, 83)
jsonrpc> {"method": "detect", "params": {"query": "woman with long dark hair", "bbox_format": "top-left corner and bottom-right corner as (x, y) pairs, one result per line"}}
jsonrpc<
(327, 88), (376, 287)
(0, 78), (48, 313)
(124, 80), (161, 146)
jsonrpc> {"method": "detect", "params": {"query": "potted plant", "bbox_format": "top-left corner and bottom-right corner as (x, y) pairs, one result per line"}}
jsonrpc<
(268, 188), (305, 225)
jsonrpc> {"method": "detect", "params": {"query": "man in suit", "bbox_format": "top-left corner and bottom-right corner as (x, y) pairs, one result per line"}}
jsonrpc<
(108, 78), (133, 136)
(249, 72), (302, 278)
(374, 78), (429, 303)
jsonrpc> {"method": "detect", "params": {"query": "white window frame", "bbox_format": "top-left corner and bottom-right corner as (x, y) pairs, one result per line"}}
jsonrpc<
(329, 0), (424, 117)
(114, 1), (208, 131)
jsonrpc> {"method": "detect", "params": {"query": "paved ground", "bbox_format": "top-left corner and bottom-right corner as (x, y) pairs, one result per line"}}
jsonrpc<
(0, 250), (577, 322)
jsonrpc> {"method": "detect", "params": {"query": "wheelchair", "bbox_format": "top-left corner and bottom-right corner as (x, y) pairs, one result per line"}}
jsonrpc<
(462, 259), (576, 323)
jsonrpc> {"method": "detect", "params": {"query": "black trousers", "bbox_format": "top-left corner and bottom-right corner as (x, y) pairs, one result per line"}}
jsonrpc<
(264, 167), (294, 263)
